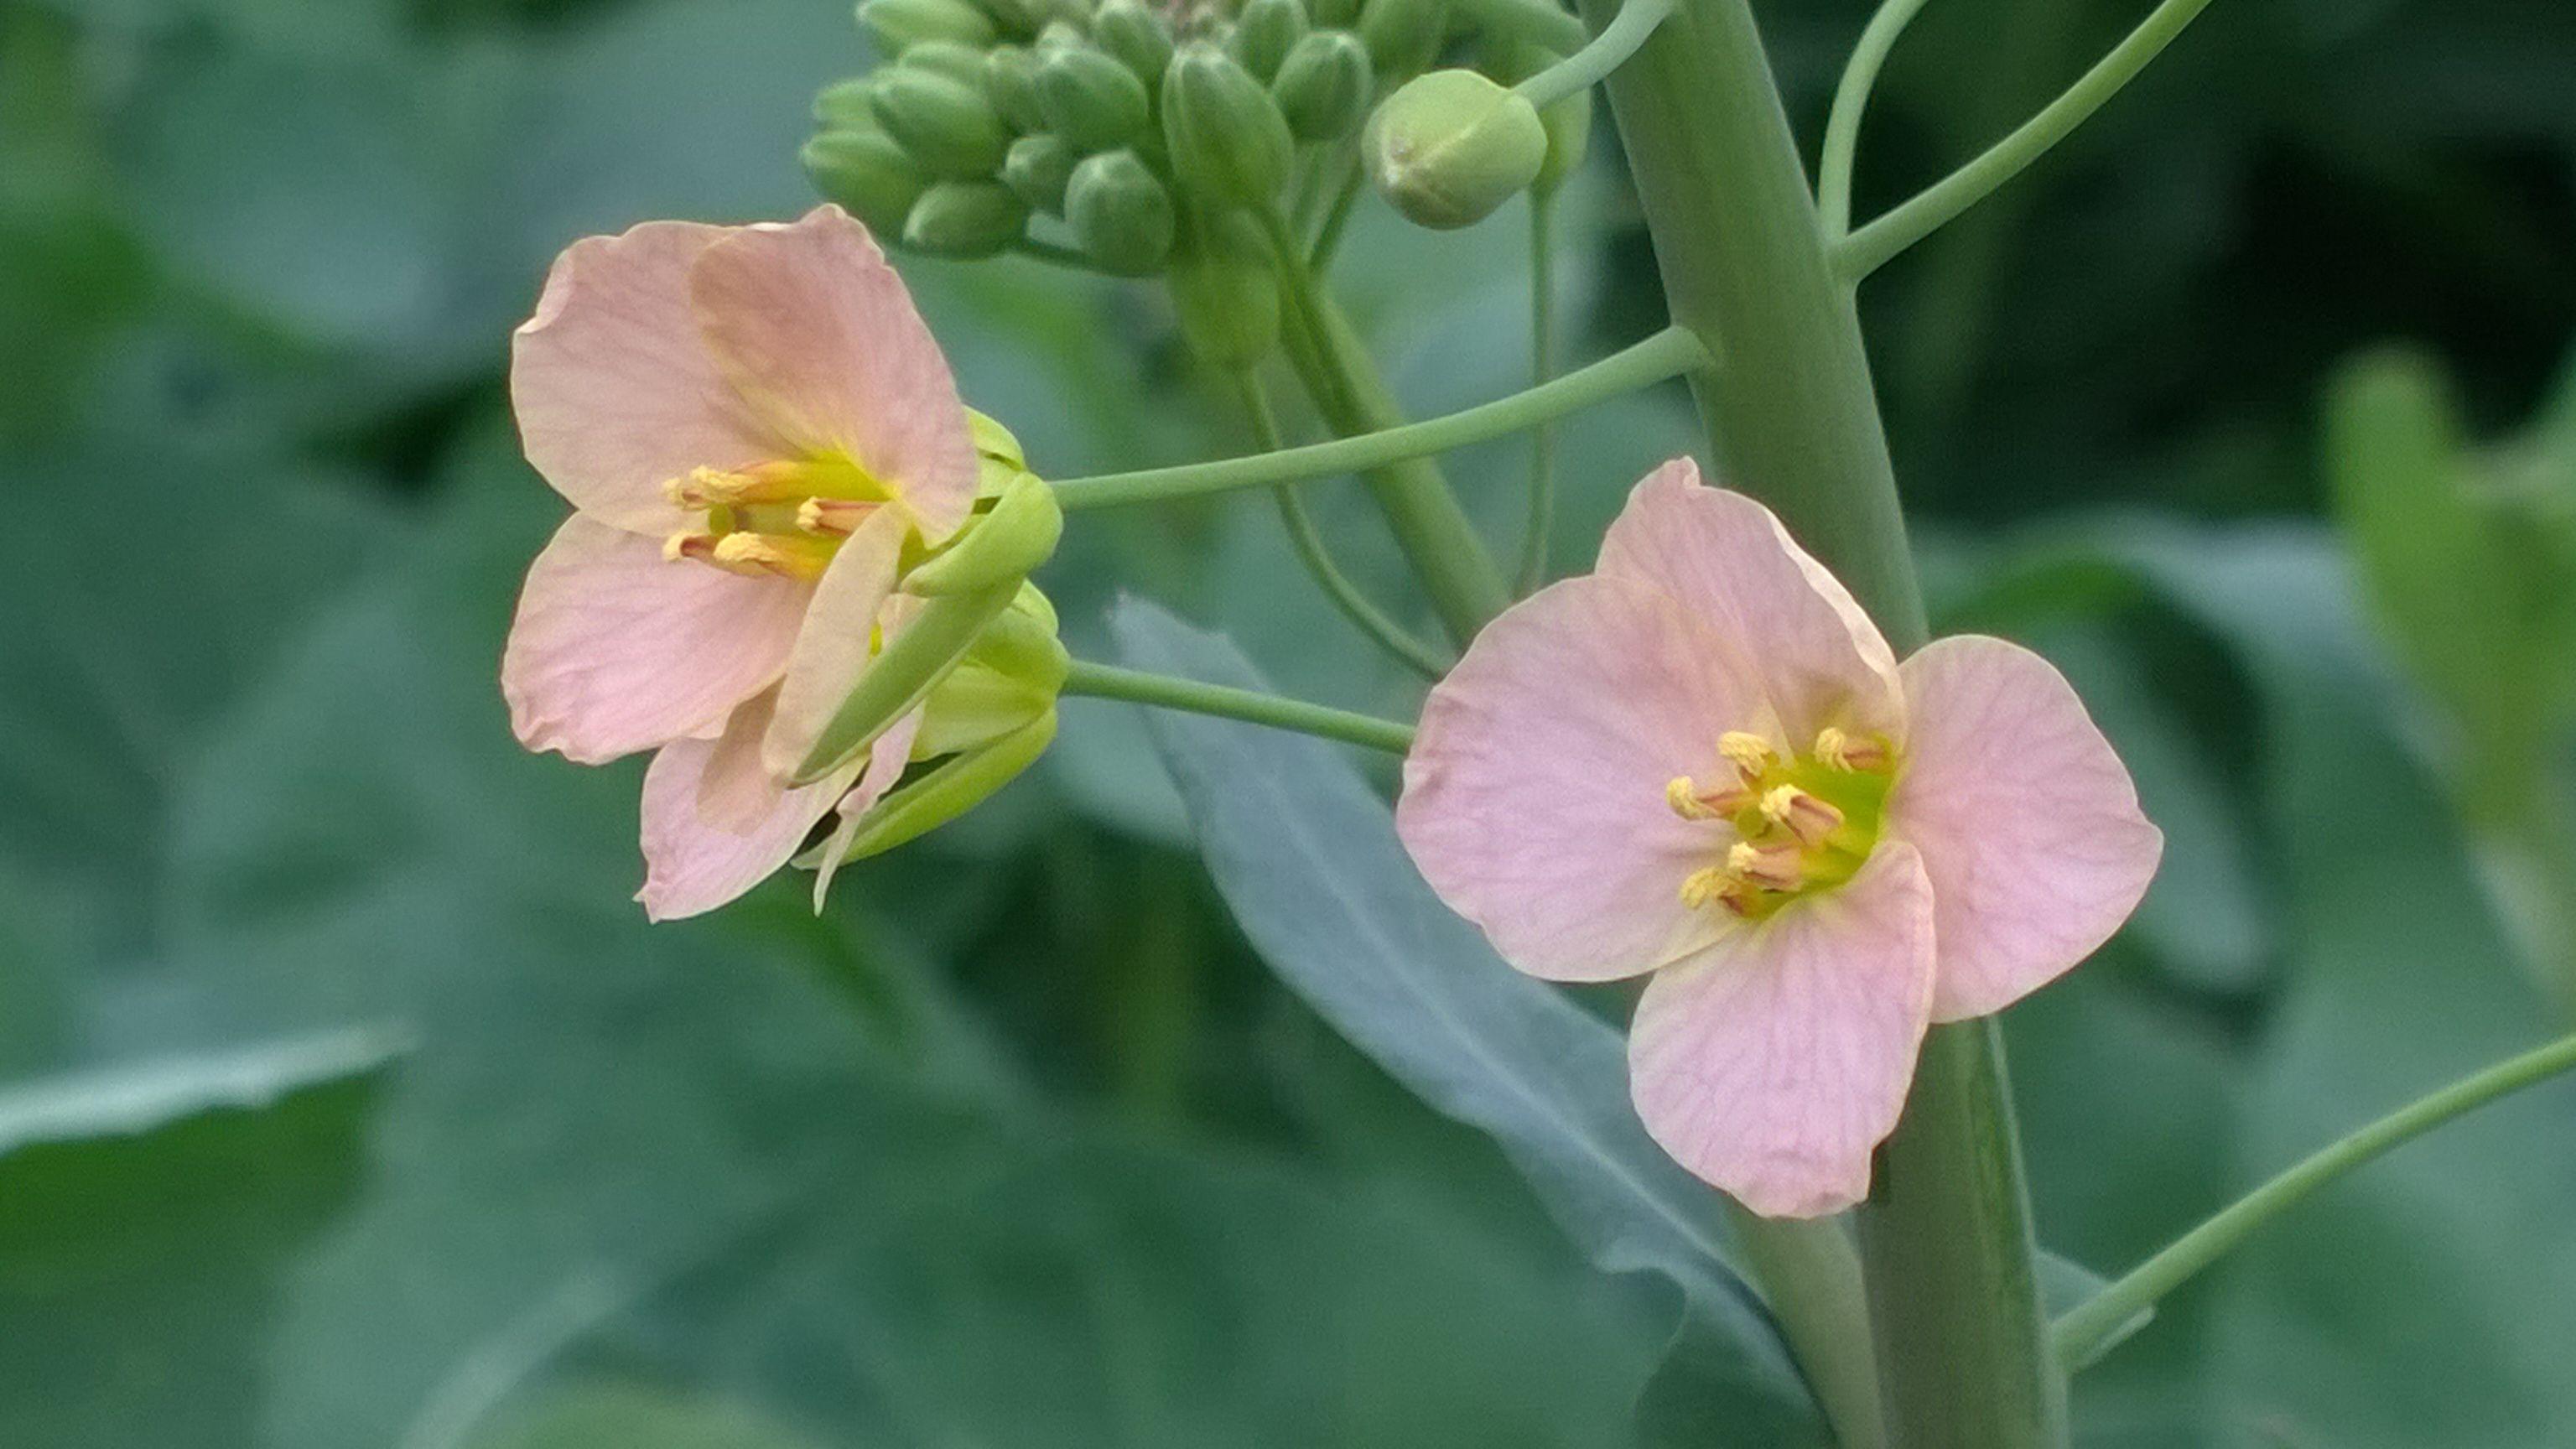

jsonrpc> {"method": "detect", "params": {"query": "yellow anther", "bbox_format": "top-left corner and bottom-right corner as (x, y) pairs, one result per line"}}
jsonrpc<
(1718, 730), (1777, 778)
(1680, 865), (1747, 913)
(667, 465), (789, 508)
(797, 496), (875, 537)
(1727, 839), (1804, 892)
(1760, 785), (1846, 847)
(1815, 726), (1890, 773)
(710, 532), (831, 581)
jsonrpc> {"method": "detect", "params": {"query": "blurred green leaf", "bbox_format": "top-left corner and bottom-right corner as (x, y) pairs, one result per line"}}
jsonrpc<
(1110, 600), (1826, 1445)
(0, 1029), (397, 1449)
(470, 1382), (826, 1449)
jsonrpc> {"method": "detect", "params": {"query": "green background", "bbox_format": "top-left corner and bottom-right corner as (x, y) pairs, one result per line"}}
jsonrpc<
(3, 0), (2573, 1444)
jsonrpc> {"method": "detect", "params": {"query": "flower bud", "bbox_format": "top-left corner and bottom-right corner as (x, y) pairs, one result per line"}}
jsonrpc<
(1037, 44), (1151, 152)
(1231, 0), (1309, 81)
(983, 44), (1048, 131)
(1001, 132), (1079, 214)
(901, 179), (1029, 257)
(1091, 0), (1176, 85)
(1161, 42), (1294, 209)
(1167, 211), (1280, 369)
(1355, 0), (1446, 79)
(813, 75), (882, 131)
(857, 0), (995, 55)
(802, 130), (932, 236)
(1363, 69), (1546, 228)
(1063, 148), (1176, 275)
(1270, 29), (1372, 141)
(870, 68), (1012, 179)
(897, 39), (993, 89)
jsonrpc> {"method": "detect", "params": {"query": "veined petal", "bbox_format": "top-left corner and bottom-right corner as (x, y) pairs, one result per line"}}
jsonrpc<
(1890, 636), (2163, 1022)
(689, 206), (979, 542)
(1398, 575), (1776, 984)
(502, 515), (808, 765)
(1628, 842), (1936, 1218)
(762, 507), (911, 781)
(808, 708), (927, 910)
(638, 692), (862, 922)
(511, 221), (783, 535)
(1597, 460), (1904, 742)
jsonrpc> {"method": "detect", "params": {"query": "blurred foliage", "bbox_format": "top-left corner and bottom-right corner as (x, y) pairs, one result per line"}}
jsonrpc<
(0, 0), (2572, 1446)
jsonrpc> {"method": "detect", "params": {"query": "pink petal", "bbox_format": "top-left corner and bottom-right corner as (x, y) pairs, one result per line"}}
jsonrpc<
(511, 221), (784, 536)
(761, 506), (911, 781)
(1597, 460), (1905, 742)
(1398, 575), (1777, 984)
(1628, 842), (1937, 1218)
(688, 206), (979, 542)
(1891, 636), (2163, 1022)
(808, 708), (927, 910)
(637, 692), (862, 922)
(501, 515), (809, 765)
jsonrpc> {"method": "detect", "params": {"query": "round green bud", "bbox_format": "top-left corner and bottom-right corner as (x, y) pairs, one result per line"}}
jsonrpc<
(1269, 29), (1372, 141)
(870, 68), (1012, 179)
(983, 44), (1048, 132)
(1355, 0), (1446, 79)
(1001, 132), (1079, 214)
(1033, 18), (1088, 54)
(903, 179), (1030, 257)
(813, 75), (883, 132)
(1037, 45), (1151, 152)
(899, 39), (994, 89)
(1363, 69), (1545, 228)
(803, 129), (932, 236)
(1091, 0), (1176, 85)
(1231, 0), (1309, 82)
(1161, 42), (1294, 209)
(1065, 148), (1176, 275)
(857, 0), (995, 55)
(1167, 211), (1280, 370)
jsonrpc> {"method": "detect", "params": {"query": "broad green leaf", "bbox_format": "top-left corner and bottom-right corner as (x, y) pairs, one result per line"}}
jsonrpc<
(1109, 601), (1826, 1444)
(0, 1029), (397, 1449)
(470, 1382), (827, 1449)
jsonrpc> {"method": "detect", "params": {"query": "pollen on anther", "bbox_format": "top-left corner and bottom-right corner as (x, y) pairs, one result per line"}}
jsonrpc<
(1718, 730), (1776, 777)
(1761, 785), (1845, 845)
(1727, 839), (1803, 891)
(1815, 726), (1889, 773)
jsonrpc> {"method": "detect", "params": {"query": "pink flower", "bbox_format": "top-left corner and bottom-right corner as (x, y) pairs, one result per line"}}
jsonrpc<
(500, 205), (978, 921)
(1397, 460), (2161, 1217)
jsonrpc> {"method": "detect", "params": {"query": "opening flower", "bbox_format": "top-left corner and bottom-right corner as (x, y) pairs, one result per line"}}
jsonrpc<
(500, 205), (980, 920)
(1396, 459), (2162, 1217)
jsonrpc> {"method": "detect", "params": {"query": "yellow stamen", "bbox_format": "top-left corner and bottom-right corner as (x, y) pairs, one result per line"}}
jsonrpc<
(797, 496), (877, 537)
(1814, 726), (1891, 773)
(662, 531), (720, 564)
(1727, 839), (1804, 892)
(1718, 730), (1777, 778)
(710, 532), (833, 581)
(1680, 865), (1748, 913)
(1760, 785), (1846, 847)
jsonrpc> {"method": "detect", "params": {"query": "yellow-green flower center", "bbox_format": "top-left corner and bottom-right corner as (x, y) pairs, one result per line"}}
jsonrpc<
(1666, 727), (1896, 920)
(659, 455), (893, 583)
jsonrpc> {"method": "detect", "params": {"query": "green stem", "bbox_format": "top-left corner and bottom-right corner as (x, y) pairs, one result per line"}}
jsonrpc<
(2054, 1031), (2576, 1370)
(1726, 1209), (1890, 1449)
(1582, 0), (2053, 1438)
(1061, 659), (1416, 754)
(1836, 0), (2221, 280)
(1311, 159), (1367, 273)
(1052, 325), (1707, 510)
(1515, 192), (1559, 592)
(1234, 372), (1450, 678)
(1261, 209), (1516, 647)
(1513, 0), (1675, 109)
(1816, 0), (1935, 238)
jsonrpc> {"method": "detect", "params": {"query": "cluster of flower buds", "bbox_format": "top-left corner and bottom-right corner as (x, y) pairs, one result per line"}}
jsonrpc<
(802, 0), (1585, 277)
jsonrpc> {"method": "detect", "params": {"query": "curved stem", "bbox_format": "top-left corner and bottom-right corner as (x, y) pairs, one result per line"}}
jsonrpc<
(1513, 0), (1676, 109)
(1817, 0), (1935, 238)
(1514, 193), (1560, 593)
(1062, 659), (1416, 754)
(1836, 0), (2220, 280)
(1053, 325), (1707, 510)
(1234, 372), (1450, 678)
(1311, 159), (1367, 273)
(2054, 1031), (2576, 1370)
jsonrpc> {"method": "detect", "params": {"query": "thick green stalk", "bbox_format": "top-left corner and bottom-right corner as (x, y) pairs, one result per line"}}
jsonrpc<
(1267, 220), (1517, 646)
(1577, 0), (2059, 1442)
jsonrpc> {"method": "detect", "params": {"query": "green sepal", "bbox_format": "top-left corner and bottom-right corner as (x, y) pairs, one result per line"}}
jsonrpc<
(1270, 29), (1372, 141)
(1038, 44), (1152, 152)
(1161, 42), (1295, 208)
(792, 581), (1021, 784)
(1002, 132), (1079, 214)
(1092, 0), (1176, 85)
(907, 469), (1064, 595)
(896, 39), (993, 88)
(901, 179), (1028, 257)
(969, 409), (1027, 474)
(1231, 0), (1309, 82)
(984, 44), (1048, 131)
(813, 76), (884, 131)
(1065, 148), (1176, 275)
(858, 0), (996, 55)
(908, 588), (1070, 756)
(870, 68), (1011, 179)
(802, 709), (1060, 903)
(803, 131), (932, 236)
